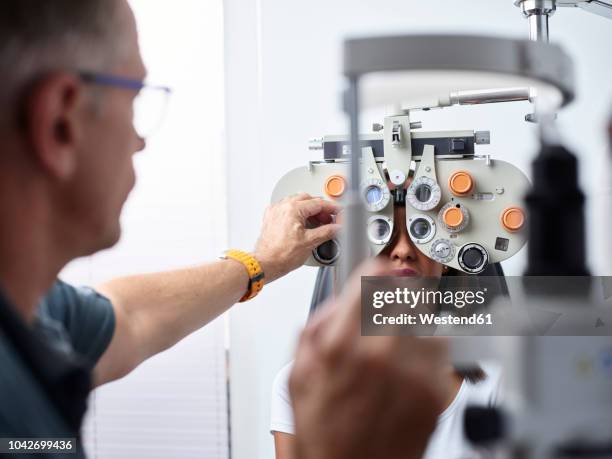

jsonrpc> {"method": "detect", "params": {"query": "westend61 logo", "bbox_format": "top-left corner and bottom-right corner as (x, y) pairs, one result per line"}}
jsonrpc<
(372, 287), (487, 309)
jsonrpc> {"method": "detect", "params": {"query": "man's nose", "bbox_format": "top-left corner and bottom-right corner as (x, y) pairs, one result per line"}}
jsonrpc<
(136, 135), (146, 153)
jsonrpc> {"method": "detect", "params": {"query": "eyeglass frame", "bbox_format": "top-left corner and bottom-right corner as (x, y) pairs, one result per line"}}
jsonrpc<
(78, 71), (172, 137)
(79, 71), (171, 95)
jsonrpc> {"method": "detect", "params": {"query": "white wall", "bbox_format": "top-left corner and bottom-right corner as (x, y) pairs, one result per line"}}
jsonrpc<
(61, 1), (229, 458)
(224, 1), (612, 458)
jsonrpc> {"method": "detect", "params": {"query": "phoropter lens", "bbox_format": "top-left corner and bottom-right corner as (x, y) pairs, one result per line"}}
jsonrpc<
(406, 176), (442, 212)
(365, 185), (383, 205)
(414, 184), (432, 203)
(361, 178), (390, 212)
(410, 218), (431, 240)
(368, 218), (391, 242)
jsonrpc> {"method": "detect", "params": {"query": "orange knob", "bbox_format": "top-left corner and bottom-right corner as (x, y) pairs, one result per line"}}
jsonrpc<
(448, 170), (474, 196)
(501, 207), (525, 232)
(324, 175), (346, 198)
(443, 207), (464, 229)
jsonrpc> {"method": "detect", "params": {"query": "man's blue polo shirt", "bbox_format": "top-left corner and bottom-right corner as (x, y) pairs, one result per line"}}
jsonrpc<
(0, 280), (115, 458)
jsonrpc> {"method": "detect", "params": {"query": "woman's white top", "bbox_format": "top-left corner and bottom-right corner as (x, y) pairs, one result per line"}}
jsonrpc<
(270, 361), (502, 459)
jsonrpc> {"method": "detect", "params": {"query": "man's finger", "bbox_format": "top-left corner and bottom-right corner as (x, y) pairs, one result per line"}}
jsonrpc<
(305, 223), (341, 248)
(310, 212), (334, 225)
(288, 192), (312, 201)
(297, 198), (341, 220)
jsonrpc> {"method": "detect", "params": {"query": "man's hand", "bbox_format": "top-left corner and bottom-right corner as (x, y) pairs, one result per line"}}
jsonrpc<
(289, 260), (449, 459)
(254, 193), (341, 282)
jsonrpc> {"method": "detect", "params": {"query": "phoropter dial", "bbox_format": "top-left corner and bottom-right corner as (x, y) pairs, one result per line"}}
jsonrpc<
(458, 243), (489, 274)
(430, 239), (455, 264)
(407, 176), (442, 211)
(361, 178), (391, 212)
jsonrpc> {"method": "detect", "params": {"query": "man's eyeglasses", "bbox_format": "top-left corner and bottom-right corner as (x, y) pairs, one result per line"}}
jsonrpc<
(79, 71), (172, 139)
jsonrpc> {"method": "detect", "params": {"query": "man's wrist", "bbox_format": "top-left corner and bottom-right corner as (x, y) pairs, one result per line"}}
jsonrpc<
(253, 252), (282, 284)
(222, 250), (266, 302)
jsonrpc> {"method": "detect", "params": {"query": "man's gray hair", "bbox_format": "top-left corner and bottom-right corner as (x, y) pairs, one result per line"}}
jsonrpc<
(0, 0), (126, 110)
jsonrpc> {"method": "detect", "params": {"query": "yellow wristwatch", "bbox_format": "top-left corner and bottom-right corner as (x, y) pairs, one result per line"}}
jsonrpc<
(222, 250), (265, 302)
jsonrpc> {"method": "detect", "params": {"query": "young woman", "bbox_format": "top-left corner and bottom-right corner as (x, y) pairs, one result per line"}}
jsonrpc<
(270, 194), (503, 459)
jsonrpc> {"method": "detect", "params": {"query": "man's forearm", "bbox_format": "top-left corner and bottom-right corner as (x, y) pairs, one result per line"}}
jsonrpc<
(93, 194), (339, 385)
(94, 258), (250, 384)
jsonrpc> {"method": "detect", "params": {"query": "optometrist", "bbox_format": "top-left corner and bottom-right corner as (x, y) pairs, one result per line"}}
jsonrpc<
(0, 0), (339, 444)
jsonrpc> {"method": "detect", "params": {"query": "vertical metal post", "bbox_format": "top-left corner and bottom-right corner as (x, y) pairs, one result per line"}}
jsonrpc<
(338, 76), (368, 286)
(528, 13), (550, 42)
(515, 0), (555, 43)
(348, 77), (361, 198)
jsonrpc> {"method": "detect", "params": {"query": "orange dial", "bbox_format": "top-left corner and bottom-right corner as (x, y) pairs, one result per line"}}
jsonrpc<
(448, 170), (474, 196)
(443, 207), (464, 229)
(501, 207), (525, 232)
(324, 175), (346, 198)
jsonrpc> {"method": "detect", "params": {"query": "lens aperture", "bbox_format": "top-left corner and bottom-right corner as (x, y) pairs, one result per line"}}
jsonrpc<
(368, 218), (391, 243)
(415, 184), (432, 203)
(365, 185), (383, 205)
(410, 218), (431, 239)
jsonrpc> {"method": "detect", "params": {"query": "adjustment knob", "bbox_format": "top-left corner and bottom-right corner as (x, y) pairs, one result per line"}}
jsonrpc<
(324, 175), (346, 198)
(430, 239), (455, 264)
(313, 239), (340, 265)
(500, 207), (525, 232)
(458, 243), (489, 274)
(443, 207), (464, 229)
(448, 170), (474, 196)
(438, 203), (469, 233)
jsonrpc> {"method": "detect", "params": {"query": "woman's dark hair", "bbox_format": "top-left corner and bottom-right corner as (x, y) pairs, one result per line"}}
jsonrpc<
(455, 365), (487, 384)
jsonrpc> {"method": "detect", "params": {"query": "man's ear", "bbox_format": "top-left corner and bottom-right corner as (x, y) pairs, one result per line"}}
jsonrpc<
(25, 73), (85, 180)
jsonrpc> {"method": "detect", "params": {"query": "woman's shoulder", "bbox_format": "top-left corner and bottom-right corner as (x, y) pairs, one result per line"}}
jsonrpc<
(272, 361), (294, 401)
(271, 361), (296, 434)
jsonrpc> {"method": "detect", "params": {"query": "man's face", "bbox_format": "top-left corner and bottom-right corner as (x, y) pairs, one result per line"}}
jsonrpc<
(66, 0), (146, 254)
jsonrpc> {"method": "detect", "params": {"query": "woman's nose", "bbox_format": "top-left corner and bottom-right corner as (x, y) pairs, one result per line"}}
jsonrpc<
(389, 225), (418, 262)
